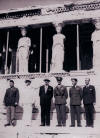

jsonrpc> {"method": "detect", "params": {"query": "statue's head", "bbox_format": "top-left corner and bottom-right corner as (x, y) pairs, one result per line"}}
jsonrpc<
(53, 22), (63, 33)
(21, 27), (27, 37)
(56, 24), (62, 33)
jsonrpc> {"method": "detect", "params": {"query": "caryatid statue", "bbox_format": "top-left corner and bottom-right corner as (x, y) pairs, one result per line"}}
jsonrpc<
(50, 23), (65, 73)
(17, 27), (31, 73)
(91, 18), (100, 73)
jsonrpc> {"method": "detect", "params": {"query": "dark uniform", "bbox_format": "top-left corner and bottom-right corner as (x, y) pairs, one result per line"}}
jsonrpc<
(54, 84), (68, 126)
(4, 86), (19, 125)
(39, 84), (53, 126)
(83, 85), (96, 127)
(69, 85), (83, 126)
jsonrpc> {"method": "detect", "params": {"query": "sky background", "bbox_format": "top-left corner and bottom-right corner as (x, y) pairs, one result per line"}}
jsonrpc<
(0, 0), (91, 11)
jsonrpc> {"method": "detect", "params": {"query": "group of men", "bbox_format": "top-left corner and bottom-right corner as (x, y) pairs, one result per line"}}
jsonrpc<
(3, 77), (96, 128)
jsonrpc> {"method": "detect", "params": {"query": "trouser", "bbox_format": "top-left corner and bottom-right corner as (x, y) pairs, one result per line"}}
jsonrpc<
(55, 104), (66, 125)
(22, 104), (32, 125)
(41, 105), (51, 126)
(70, 105), (81, 126)
(84, 104), (94, 126)
(6, 106), (15, 124)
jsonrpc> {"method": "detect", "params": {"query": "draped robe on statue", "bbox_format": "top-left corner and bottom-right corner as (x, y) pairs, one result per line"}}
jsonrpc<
(50, 33), (65, 73)
(17, 37), (31, 73)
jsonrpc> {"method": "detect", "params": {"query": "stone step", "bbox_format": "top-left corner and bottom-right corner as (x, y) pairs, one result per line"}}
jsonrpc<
(0, 113), (100, 138)
(0, 125), (100, 138)
(0, 133), (99, 138)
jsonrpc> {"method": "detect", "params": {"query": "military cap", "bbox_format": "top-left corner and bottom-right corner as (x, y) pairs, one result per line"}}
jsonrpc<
(71, 78), (78, 82)
(25, 79), (31, 83)
(10, 80), (14, 83)
(43, 78), (50, 82)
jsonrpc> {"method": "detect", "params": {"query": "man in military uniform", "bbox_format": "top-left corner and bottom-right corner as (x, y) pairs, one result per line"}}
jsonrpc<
(4, 80), (19, 127)
(39, 79), (53, 126)
(69, 78), (83, 127)
(54, 77), (68, 126)
(22, 79), (35, 126)
(83, 78), (96, 127)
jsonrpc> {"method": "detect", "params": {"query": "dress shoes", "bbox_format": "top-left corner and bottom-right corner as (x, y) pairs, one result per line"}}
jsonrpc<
(77, 124), (82, 127)
(56, 124), (62, 127)
(70, 125), (75, 127)
(90, 125), (94, 128)
(4, 123), (10, 127)
(85, 124), (94, 128)
(46, 124), (50, 126)
(40, 124), (45, 126)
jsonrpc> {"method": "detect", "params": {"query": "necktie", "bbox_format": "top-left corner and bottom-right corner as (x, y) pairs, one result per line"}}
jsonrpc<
(45, 86), (48, 93)
(86, 85), (89, 88)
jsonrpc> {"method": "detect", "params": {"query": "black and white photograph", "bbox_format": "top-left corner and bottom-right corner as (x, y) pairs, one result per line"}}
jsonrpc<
(0, 0), (100, 138)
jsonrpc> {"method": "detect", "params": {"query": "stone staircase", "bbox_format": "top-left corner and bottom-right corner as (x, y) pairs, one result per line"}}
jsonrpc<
(0, 106), (100, 138)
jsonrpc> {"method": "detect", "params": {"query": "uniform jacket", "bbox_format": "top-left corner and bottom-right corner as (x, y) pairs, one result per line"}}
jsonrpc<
(39, 85), (53, 106)
(4, 87), (19, 106)
(83, 85), (96, 104)
(54, 85), (68, 105)
(20, 85), (35, 104)
(69, 86), (83, 105)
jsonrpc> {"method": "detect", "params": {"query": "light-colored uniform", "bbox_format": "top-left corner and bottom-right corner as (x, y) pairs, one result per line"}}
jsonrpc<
(50, 33), (65, 73)
(17, 37), (31, 73)
(20, 85), (35, 126)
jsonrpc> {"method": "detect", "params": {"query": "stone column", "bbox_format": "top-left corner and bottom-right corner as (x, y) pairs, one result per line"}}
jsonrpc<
(50, 22), (65, 73)
(91, 18), (100, 73)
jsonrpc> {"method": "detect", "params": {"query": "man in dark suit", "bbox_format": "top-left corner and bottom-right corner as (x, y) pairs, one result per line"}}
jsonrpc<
(4, 80), (19, 127)
(83, 78), (96, 127)
(69, 78), (83, 127)
(54, 77), (68, 127)
(39, 78), (53, 126)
